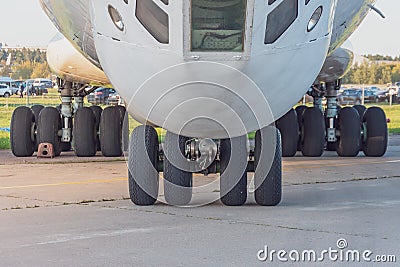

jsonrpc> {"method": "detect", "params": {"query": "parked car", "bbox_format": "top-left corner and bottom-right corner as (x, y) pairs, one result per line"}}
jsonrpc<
(25, 79), (34, 88)
(363, 89), (379, 103)
(33, 85), (48, 96)
(365, 86), (380, 94)
(375, 89), (389, 102)
(87, 87), (117, 105)
(338, 88), (378, 105)
(0, 77), (19, 94)
(33, 78), (54, 89)
(105, 92), (123, 105)
(0, 84), (12, 98)
(338, 89), (362, 105)
(11, 80), (25, 94)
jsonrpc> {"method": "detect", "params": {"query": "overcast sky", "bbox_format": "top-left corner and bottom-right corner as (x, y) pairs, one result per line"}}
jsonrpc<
(1, 0), (399, 56)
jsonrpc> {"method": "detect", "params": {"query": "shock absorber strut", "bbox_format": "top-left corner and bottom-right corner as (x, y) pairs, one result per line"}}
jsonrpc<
(325, 80), (340, 143)
(60, 81), (73, 143)
(310, 83), (324, 111)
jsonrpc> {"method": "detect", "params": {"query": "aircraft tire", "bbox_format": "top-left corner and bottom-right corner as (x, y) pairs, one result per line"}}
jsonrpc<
(353, 105), (366, 122)
(336, 107), (361, 157)
(10, 106), (35, 157)
(100, 106), (123, 157)
(89, 106), (103, 151)
(56, 104), (62, 113)
(37, 107), (62, 156)
(129, 125), (159, 206)
(220, 136), (248, 206)
(295, 105), (307, 151)
(301, 107), (325, 157)
(116, 105), (129, 152)
(254, 126), (282, 206)
(31, 105), (44, 151)
(73, 107), (97, 157)
(163, 131), (193, 206)
(362, 107), (388, 157)
(276, 108), (298, 157)
(31, 105), (44, 123)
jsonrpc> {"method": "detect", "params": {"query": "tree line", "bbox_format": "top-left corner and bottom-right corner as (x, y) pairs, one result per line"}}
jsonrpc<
(364, 54), (400, 62)
(0, 48), (51, 80)
(342, 60), (400, 85)
(1, 49), (399, 85)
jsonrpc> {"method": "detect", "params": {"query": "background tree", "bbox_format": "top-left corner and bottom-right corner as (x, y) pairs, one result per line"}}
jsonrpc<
(31, 62), (51, 78)
(0, 48), (51, 79)
(11, 61), (33, 80)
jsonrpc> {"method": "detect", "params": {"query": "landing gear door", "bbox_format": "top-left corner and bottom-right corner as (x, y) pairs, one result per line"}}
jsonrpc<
(183, 0), (254, 61)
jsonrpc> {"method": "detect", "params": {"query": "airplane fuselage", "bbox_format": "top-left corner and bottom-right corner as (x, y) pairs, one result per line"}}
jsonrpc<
(40, 0), (376, 138)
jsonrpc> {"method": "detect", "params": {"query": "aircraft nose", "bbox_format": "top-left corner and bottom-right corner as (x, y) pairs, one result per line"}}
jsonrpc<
(124, 61), (275, 139)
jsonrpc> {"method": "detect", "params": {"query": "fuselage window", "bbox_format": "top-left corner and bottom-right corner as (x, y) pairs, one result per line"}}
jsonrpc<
(264, 0), (298, 44)
(191, 0), (247, 52)
(135, 0), (169, 44)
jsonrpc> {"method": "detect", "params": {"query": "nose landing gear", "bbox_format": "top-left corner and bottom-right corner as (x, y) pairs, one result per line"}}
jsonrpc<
(128, 125), (283, 207)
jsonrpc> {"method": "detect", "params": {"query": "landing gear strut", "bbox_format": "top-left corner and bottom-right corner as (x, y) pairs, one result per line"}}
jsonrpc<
(10, 78), (127, 158)
(128, 125), (282, 207)
(279, 79), (388, 158)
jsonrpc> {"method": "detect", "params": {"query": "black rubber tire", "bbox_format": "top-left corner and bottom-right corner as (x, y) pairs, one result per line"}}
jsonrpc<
(89, 106), (103, 151)
(295, 105), (307, 151)
(73, 107), (97, 157)
(31, 105), (44, 123)
(37, 107), (62, 156)
(301, 107), (325, 157)
(336, 107), (361, 157)
(31, 105), (45, 151)
(353, 105), (366, 122)
(254, 126), (282, 206)
(4, 92), (10, 98)
(56, 104), (62, 113)
(363, 107), (388, 157)
(100, 106), (123, 157)
(10, 106), (35, 157)
(276, 108), (298, 157)
(129, 125), (159, 206)
(220, 136), (248, 206)
(163, 131), (192, 206)
(116, 105), (129, 152)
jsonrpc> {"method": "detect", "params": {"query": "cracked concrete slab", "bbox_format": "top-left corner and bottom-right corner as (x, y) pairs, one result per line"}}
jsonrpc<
(0, 136), (399, 266)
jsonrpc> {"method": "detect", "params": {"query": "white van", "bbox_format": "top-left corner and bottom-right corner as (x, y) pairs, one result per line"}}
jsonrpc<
(0, 77), (19, 94)
(0, 84), (12, 97)
(33, 78), (53, 88)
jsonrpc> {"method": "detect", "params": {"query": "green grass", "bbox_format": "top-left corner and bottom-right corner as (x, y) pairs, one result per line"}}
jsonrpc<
(0, 92), (399, 150)
(375, 103), (400, 134)
(0, 131), (10, 150)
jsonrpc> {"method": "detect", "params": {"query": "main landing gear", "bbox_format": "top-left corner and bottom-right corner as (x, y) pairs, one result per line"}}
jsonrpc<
(128, 125), (282, 206)
(277, 80), (388, 158)
(10, 79), (129, 158)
